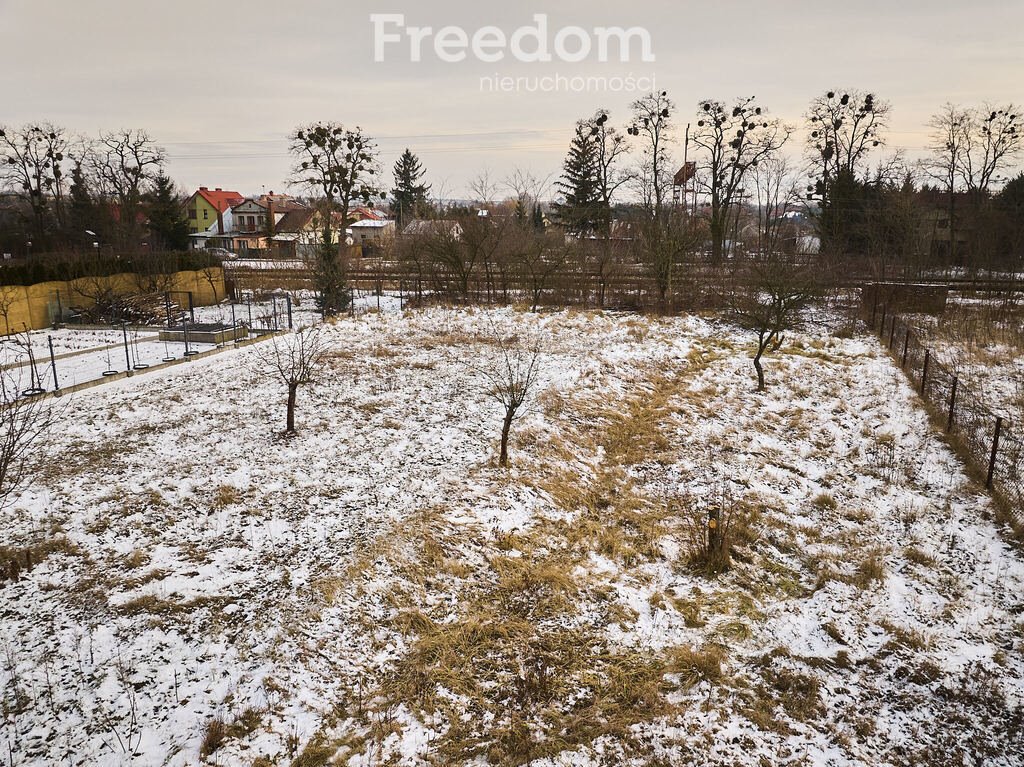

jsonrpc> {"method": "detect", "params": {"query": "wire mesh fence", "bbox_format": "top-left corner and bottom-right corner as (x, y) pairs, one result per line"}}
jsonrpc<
(866, 304), (1023, 526)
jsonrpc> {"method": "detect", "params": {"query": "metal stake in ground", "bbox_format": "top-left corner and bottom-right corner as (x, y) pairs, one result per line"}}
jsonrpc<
(286, 294), (293, 329)
(48, 335), (59, 392)
(102, 345), (117, 377)
(122, 323), (132, 371)
(132, 327), (149, 370)
(230, 301), (238, 344)
(987, 417), (1003, 490)
(947, 376), (959, 432)
(183, 319), (198, 357)
(22, 334), (44, 396)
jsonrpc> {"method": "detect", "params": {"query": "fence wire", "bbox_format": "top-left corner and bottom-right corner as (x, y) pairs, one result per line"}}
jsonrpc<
(868, 307), (1022, 524)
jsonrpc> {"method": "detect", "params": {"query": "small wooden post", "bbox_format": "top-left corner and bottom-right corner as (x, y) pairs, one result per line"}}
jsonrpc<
(880, 305), (887, 335)
(921, 350), (930, 395)
(889, 316), (897, 349)
(947, 376), (958, 432)
(707, 506), (721, 553)
(987, 416), (1003, 489)
(901, 330), (910, 367)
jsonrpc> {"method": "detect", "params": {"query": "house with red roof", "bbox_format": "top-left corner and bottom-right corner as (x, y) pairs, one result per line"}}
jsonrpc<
(185, 186), (244, 235)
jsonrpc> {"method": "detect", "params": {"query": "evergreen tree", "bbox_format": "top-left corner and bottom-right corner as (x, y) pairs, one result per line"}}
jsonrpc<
(554, 122), (602, 236)
(67, 160), (98, 250)
(391, 149), (431, 229)
(147, 173), (190, 251)
(532, 204), (544, 230)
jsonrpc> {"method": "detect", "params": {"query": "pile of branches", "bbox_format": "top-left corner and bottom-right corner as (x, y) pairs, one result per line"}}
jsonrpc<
(71, 291), (168, 326)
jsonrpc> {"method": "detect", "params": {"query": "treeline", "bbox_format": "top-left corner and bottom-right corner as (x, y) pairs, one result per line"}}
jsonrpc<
(0, 125), (189, 256)
(548, 90), (1023, 272)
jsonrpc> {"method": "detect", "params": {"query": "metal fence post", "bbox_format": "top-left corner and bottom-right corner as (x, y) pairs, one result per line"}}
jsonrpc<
(987, 416), (1003, 489)
(947, 376), (958, 432)
(901, 330), (910, 367)
(889, 316), (897, 349)
(880, 305), (887, 335)
(921, 349), (929, 395)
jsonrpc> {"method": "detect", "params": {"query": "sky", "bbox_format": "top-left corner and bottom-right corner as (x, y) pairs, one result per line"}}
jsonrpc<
(1, 0), (1021, 200)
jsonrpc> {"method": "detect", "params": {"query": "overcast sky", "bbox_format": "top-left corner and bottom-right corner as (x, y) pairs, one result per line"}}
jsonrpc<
(2, 0), (1021, 199)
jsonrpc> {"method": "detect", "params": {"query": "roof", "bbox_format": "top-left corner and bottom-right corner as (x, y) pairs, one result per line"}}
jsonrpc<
(351, 206), (390, 221)
(350, 219), (394, 229)
(193, 187), (244, 213)
(274, 208), (314, 233)
(403, 219), (461, 235)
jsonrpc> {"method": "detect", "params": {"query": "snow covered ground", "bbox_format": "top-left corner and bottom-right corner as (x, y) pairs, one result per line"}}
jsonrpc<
(908, 298), (1024, 423)
(2, 307), (1023, 766)
(0, 293), (403, 397)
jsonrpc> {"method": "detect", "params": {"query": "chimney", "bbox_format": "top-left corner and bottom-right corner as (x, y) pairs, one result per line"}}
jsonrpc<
(200, 186), (208, 191)
(267, 195), (275, 236)
(215, 187), (222, 191)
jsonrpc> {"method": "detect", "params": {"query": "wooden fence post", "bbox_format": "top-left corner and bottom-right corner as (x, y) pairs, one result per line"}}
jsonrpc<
(921, 349), (929, 395)
(889, 316), (897, 349)
(947, 376), (958, 432)
(987, 416), (1003, 489)
(901, 330), (910, 367)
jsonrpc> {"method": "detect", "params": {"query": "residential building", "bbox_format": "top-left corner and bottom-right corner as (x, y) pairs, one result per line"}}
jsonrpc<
(185, 187), (244, 235)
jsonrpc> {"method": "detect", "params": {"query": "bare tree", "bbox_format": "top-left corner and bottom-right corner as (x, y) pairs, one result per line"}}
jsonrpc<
(257, 325), (329, 434)
(926, 104), (972, 264)
(960, 104), (1021, 194)
(692, 97), (791, 262)
(504, 168), (551, 213)
(805, 90), (889, 254)
(0, 123), (70, 244)
(289, 122), (383, 315)
(473, 318), (543, 467)
(751, 156), (800, 257)
(0, 370), (59, 508)
(730, 259), (820, 391)
(629, 91), (675, 217)
(511, 226), (566, 311)
(469, 169), (500, 205)
(89, 129), (166, 250)
(0, 286), (22, 336)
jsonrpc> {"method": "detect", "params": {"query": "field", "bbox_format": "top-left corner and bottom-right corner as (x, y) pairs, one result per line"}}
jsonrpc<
(909, 294), (1024, 423)
(2, 307), (1023, 767)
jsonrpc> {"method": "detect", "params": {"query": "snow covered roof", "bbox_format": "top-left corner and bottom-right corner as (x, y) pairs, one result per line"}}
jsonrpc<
(349, 219), (395, 229)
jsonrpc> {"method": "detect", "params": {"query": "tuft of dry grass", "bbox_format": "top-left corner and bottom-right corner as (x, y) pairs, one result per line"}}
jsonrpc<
(664, 645), (726, 689)
(199, 717), (227, 759)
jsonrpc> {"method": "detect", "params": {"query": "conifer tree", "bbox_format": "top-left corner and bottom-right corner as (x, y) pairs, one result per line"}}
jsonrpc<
(554, 122), (602, 236)
(391, 149), (431, 229)
(532, 204), (544, 230)
(67, 160), (98, 250)
(147, 173), (190, 251)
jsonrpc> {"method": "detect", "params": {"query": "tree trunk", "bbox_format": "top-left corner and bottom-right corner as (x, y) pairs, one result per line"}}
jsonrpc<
(286, 382), (298, 433)
(753, 347), (766, 391)
(499, 406), (516, 466)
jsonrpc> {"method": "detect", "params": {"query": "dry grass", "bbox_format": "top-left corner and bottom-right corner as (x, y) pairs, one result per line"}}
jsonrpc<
(664, 645), (726, 689)
(199, 717), (227, 759)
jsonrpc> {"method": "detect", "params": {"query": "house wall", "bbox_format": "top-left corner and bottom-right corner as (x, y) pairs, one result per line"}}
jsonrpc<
(0, 268), (225, 335)
(187, 196), (221, 234)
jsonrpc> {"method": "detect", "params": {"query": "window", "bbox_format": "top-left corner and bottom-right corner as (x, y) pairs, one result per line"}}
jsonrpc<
(203, 209), (209, 220)
(189, 208), (197, 219)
